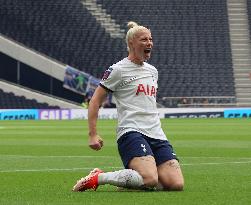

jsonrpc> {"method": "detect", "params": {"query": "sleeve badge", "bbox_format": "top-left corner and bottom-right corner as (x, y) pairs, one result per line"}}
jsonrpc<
(102, 67), (113, 80)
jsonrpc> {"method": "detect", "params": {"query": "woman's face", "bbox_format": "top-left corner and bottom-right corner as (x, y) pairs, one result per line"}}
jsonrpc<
(129, 29), (153, 63)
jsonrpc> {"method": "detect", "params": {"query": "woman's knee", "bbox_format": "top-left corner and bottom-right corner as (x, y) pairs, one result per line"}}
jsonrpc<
(162, 178), (184, 191)
(129, 156), (159, 188)
(142, 173), (159, 188)
(168, 180), (184, 191)
(158, 159), (184, 191)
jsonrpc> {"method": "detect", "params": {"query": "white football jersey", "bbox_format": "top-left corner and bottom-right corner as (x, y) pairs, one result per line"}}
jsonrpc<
(100, 58), (167, 141)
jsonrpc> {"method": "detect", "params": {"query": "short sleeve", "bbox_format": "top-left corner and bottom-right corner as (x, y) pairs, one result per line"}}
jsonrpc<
(100, 67), (121, 92)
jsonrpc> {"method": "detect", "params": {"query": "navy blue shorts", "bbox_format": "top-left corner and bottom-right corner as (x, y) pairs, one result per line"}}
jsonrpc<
(117, 131), (178, 168)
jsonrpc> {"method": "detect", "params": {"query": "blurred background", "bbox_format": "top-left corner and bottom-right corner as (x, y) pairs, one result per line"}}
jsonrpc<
(0, 0), (251, 109)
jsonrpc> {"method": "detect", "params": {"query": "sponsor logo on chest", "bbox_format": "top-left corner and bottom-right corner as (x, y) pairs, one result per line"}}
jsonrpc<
(136, 84), (156, 97)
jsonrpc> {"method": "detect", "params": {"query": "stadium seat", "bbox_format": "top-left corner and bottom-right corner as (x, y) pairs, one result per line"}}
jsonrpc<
(0, 89), (60, 109)
(0, 0), (235, 104)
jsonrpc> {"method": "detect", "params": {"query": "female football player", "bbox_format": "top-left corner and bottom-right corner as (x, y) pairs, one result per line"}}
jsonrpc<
(73, 21), (184, 192)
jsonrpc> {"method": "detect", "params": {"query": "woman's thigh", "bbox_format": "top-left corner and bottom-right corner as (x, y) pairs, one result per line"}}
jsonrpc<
(129, 155), (158, 187)
(157, 159), (184, 191)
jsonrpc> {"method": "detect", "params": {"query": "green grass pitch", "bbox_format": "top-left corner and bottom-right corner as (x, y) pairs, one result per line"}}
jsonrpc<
(0, 118), (250, 205)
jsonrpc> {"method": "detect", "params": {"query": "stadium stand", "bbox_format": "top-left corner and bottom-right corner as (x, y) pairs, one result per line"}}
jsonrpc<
(0, 89), (60, 109)
(0, 0), (125, 77)
(0, 0), (236, 107)
(248, 0), (251, 35)
(97, 0), (234, 96)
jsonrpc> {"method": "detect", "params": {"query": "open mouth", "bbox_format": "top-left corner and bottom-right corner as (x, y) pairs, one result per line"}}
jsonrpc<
(144, 48), (151, 53)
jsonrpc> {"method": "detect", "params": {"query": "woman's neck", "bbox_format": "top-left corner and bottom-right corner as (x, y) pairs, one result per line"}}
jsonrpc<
(127, 55), (144, 65)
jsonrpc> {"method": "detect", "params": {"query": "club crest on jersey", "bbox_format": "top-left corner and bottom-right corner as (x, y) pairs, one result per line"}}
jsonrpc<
(136, 84), (156, 96)
(102, 67), (113, 80)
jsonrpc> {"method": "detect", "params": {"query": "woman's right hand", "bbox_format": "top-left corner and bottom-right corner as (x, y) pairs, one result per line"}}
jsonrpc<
(88, 135), (104, 151)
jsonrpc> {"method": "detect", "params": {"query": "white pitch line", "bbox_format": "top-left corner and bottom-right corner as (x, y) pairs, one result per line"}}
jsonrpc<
(0, 161), (251, 173)
(0, 166), (123, 173)
(0, 155), (250, 160)
(182, 161), (251, 166)
(181, 157), (251, 160)
(0, 155), (117, 159)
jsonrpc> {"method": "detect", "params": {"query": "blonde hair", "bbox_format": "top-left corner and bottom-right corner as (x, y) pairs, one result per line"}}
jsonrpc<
(126, 21), (149, 52)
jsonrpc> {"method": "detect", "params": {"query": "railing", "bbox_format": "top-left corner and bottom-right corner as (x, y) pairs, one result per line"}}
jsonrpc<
(160, 96), (236, 108)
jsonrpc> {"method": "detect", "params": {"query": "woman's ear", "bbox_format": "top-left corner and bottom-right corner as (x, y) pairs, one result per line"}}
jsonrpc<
(128, 39), (134, 50)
